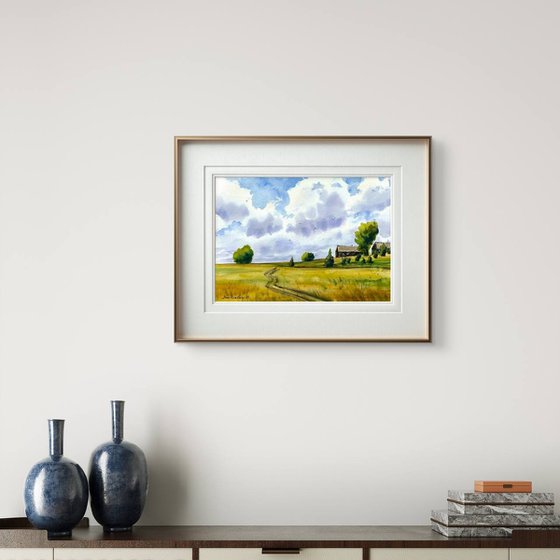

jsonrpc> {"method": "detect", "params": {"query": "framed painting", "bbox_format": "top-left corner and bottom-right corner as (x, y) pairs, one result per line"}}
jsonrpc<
(175, 136), (431, 341)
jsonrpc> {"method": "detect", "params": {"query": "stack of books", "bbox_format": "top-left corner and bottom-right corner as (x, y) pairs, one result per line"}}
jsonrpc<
(431, 481), (559, 537)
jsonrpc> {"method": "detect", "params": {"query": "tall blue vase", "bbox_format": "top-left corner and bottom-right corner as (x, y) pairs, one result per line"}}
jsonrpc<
(89, 400), (148, 532)
(24, 419), (88, 538)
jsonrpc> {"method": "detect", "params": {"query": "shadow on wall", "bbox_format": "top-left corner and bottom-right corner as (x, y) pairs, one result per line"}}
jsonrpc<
(140, 410), (189, 524)
(430, 138), (448, 347)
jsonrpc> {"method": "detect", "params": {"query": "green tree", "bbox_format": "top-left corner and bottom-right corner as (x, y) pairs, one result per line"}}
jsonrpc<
(301, 252), (315, 262)
(354, 221), (379, 255)
(289, 256), (294, 267)
(367, 255), (373, 264)
(373, 247), (379, 259)
(380, 244), (387, 257)
(355, 254), (362, 262)
(233, 244), (254, 264)
(325, 248), (334, 268)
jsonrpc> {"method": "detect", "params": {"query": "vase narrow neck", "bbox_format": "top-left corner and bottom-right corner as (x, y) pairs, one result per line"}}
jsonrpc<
(111, 400), (125, 443)
(48, 419), (64, 458)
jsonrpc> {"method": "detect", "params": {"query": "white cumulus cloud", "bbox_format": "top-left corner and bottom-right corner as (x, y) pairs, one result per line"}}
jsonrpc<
(215, 176), (391, 263)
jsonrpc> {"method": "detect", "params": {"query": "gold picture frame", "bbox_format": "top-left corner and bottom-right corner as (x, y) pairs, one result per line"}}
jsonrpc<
(175, 136), (431, 342)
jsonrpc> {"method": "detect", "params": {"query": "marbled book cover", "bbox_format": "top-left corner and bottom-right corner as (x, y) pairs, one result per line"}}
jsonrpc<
(448, 490), (554, 504)
(448, 501), (555, 515)
(432, 521), (515, 538)
(432, 509), (560, 527)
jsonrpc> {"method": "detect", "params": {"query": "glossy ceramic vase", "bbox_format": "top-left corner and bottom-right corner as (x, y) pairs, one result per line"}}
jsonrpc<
(24, 419), (88, 538)
(89, 400), (148, 532)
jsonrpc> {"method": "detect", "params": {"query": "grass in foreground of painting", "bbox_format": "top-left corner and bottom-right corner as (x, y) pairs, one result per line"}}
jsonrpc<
(215, 257), (391, 302)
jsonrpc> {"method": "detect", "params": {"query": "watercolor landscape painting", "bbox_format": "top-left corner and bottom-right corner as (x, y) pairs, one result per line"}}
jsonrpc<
(215, 176), (392, 302)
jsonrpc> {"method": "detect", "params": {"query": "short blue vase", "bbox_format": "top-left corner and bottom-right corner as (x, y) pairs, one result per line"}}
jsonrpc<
(24, 419), (88, 538)
(89, 400), (148, 532)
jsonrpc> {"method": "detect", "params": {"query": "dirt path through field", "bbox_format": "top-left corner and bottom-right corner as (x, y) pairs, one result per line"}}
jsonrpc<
(264, 267), (324, 302)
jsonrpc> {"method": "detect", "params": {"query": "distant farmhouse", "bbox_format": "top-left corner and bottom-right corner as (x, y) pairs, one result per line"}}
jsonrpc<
(373, 241), (391, 251)
(335, 241), (390, 258)
(335, 245), (361, 258)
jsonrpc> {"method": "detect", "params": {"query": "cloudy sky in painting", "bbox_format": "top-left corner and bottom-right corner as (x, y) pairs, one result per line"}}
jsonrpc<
(215, 176), (391, 263)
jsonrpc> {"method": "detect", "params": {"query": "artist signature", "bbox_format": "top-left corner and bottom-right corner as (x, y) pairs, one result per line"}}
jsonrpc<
(221, 295), (249, 300)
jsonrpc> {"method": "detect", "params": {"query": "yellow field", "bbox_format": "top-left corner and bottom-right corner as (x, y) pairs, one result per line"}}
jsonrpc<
(215, 264), (295, 302)
(215, 258), (391, 302)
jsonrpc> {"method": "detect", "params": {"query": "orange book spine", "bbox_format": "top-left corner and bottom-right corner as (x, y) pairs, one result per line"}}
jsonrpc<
(474, 480), (533, 493)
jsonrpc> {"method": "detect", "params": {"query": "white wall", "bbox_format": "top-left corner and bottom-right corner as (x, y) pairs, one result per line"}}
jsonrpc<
(1, 0), (559, 526)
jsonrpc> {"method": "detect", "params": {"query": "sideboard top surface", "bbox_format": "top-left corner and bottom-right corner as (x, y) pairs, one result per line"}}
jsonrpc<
(2, 526), (556, 549)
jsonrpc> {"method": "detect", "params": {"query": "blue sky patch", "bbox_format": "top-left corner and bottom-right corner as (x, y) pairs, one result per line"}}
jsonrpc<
(235, 177), (303, 212)
(343, 177), (362, 195)
(216, 220), (242, 237)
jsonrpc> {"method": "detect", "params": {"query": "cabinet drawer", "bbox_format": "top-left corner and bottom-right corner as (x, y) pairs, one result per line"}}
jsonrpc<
(371, 550), (508, 560)
(54, 550), (191, 560)
(0, 551), (52, 560)
(200, 549), (361, 560)
(511, 550), (560, 560)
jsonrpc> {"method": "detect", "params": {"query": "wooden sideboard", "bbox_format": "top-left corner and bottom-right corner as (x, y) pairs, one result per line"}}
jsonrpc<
(2, 526), (560, 560)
